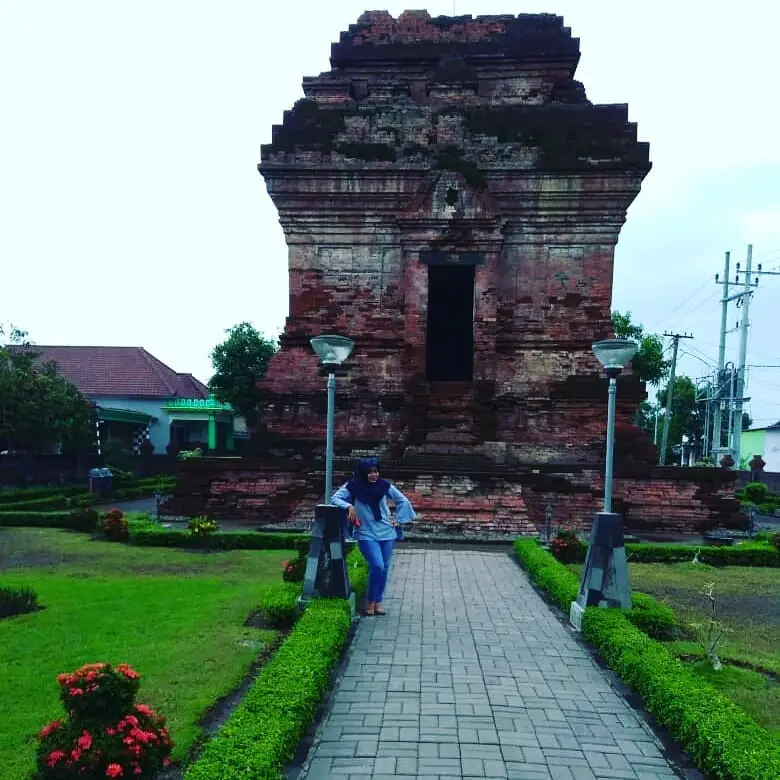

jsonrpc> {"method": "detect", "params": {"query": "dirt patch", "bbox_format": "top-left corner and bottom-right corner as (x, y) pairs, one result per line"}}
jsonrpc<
(657, 585), (780, 630)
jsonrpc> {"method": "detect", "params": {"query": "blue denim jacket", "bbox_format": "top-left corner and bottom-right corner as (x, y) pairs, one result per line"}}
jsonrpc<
(330, 483), (416, 542)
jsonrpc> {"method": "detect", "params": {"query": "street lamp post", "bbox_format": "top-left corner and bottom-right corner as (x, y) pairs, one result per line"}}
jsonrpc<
(569, 338), (638, 631)
(591, 339), (639, 513)
(300, 335), (355, 606)
(310, 334), (355, 501)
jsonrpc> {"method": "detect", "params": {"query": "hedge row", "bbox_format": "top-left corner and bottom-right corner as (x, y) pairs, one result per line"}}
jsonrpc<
(0, 510), (77, 529)
(626, 541), (779, 567)
(184, 598), (352, 780)
(513, 539), (780, 780)
(0, 479), (176, 511)
(129, 528), (310, 552)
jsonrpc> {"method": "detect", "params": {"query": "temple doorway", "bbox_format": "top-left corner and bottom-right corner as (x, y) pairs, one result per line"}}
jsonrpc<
(426, 264), (475, 382)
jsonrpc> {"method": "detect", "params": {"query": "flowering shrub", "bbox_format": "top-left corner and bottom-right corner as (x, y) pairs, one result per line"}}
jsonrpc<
(548, 529), (587, 564)
(57, 663), (140, 723)
(188, 515), (219, 538)
(282, 553), (306, 583)
(68, 506), (99, 533)
(100, 509), (128, 542)
(36, 664), (172, 779)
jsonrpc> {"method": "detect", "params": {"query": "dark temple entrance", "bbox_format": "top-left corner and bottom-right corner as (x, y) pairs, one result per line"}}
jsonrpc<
(426, 264), (475, 381)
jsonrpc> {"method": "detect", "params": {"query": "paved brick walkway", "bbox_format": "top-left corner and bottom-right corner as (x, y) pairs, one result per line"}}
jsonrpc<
(300, 549), (682, 780)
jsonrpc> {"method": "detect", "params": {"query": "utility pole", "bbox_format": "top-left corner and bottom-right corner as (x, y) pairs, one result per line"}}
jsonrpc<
(732, 245), (753, 468)
(712, 251), (730, 458)
(659, 331), (694, 465)
(731, 246), (780, 465)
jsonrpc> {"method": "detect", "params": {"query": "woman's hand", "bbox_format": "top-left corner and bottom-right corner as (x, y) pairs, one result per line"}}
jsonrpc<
(347, 505), (360, 527)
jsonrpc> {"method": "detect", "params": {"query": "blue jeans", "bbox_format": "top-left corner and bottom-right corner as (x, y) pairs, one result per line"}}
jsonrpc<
(358, 538), (395, 603)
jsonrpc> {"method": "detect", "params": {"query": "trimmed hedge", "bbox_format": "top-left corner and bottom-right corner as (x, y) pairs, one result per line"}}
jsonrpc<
(514, 539), (780, 780)
(0, 510), (81, 529)
(184, 598), (352, 780)
(583, 610), (780, 780)
(256, 582), (303, 629)
(626, 541), (779, 567)
(0, 478), (175, 510)
(128, 527), (310, 552)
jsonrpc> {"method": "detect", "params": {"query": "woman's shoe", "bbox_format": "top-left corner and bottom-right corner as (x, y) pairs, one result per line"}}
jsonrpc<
(374, 605), (386, 616)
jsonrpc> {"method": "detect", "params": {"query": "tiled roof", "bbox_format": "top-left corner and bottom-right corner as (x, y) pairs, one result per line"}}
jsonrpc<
(22, 346), (210, 400)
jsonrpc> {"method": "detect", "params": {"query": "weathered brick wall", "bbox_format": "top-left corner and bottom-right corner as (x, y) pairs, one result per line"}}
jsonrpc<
(172, 12), (741, 537)
(165, 458), (741, 536)
(256, 11), (653, 466)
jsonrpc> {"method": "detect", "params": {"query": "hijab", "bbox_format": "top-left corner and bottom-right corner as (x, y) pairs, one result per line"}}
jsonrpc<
(345, 457), (390, 523)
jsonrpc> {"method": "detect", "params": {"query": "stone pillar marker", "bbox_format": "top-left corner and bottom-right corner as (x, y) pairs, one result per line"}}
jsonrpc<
(570, 512), (631, 631)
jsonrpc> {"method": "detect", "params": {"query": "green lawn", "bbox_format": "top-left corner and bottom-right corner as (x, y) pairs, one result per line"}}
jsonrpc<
(0, 528), (294, 779)
(627, 561), (780, 737)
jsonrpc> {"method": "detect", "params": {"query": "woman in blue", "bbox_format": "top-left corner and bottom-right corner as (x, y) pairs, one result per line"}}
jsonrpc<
(330, 457), (415, 616)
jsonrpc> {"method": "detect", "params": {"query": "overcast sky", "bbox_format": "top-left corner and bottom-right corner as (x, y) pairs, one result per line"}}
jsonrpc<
(2, 1), (779, 428)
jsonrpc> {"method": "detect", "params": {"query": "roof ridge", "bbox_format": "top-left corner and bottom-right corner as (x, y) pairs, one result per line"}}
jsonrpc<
(138, 348), (178, 396)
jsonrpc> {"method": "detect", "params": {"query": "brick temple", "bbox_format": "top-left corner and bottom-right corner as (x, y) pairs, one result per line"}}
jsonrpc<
(170, 11), (739, 535)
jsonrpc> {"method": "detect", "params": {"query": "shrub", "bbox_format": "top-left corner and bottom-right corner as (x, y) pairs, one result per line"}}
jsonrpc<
(187, 515), (219, 539)
(128, 527), (309, 551)
(0, 585), (40, 618)
(68, 506), (99, 533)
(772, 532), (780, 551)
(513, 538), (580, 611)
(347, 544), (369, 598)
(548, 528), (587, 563)
(57, 663), (141, 723)
(743, 481), (769, 505)
(515, 538), (780, 780)
(282, 552), (306, 583)
(37, 663), (173, 779)
(185, 599), (351, 780)
(582, 609), (780, 780)
(625, 592), (678, 640)
(100, 509), (128, 542)
(256, 582), (302, 629)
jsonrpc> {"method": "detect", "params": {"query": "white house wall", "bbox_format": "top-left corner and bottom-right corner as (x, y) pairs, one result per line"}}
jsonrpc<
(90, 397), (170, 453)
(762, 429), (780, 472)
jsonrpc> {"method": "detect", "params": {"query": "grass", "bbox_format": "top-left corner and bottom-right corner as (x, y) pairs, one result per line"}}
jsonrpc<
(582, 559), (780, 738)
(0, 527), (295, 779)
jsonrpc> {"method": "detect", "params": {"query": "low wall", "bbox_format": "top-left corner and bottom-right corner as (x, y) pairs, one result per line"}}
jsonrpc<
(163, 457), (741, 536)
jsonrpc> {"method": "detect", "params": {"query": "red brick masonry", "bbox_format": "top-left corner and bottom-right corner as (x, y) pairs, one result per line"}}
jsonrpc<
(167, 13), (741, 534)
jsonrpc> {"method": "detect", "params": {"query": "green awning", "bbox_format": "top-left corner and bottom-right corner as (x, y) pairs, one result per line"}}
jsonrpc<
(97, 406), (157, 425)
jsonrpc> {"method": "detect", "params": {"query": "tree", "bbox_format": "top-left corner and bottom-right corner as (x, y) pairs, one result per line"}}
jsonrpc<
(611, 311), (670, 386)
(209, 322), (278, 424)
(0, 323), (94, 454)
(656, 375), (702, 463)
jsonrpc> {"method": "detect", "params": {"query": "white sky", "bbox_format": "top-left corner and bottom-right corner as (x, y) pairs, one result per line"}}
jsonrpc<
(2, 1), (780, 426)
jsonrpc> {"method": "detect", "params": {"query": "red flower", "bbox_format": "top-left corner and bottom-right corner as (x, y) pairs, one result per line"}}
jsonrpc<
(39, 720), (63, 739)
(69, 687), (85, 696)
(77, 731), (93, 750)
(106, 764), (124, 777)
(47, 750), (66, 767)
(134, 703), (153, 716)
(116, 664), (140, 680)
(56, 673), (69, 686)
(71, 748), (82, 761)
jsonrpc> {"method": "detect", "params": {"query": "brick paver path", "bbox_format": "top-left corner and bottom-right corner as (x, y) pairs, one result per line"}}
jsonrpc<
(300, 549), (682, 780)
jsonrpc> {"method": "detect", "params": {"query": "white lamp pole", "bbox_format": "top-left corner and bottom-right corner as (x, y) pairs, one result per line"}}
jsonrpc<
(591, 339), (639, 513)
(310, 335), (355, 502)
